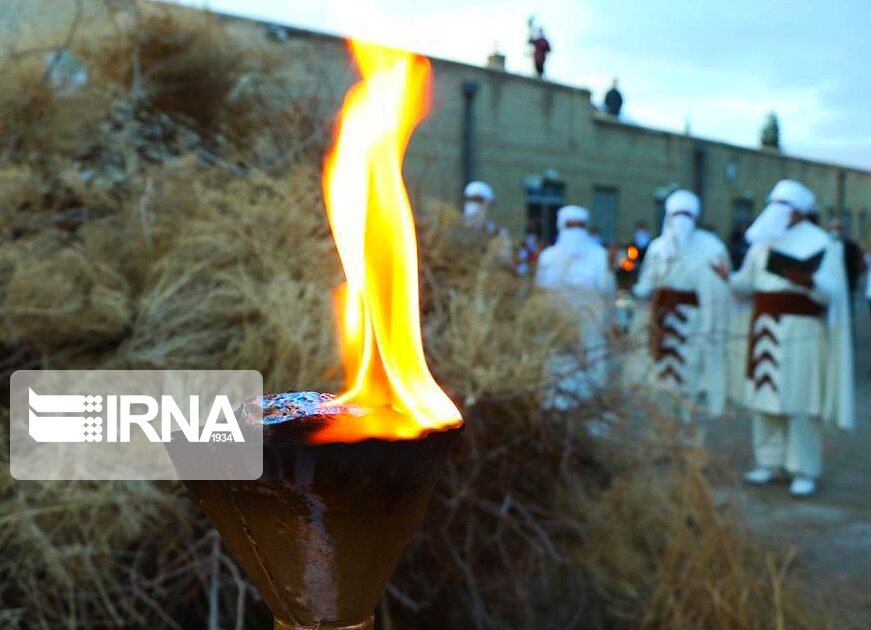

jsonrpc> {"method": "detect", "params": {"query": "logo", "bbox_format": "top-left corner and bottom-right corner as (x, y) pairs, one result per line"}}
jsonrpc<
(10, 370), (263, 481)
(28, 390), (244, 444)
(28, 391), (105, 443)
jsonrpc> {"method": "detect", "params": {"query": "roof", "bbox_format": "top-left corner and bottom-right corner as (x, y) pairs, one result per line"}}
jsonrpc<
(170, 1), (870, 177)
(592, 111), (871, 177)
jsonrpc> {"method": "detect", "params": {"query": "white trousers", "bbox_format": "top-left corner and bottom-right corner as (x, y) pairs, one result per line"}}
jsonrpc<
(752, 413), (823, 478)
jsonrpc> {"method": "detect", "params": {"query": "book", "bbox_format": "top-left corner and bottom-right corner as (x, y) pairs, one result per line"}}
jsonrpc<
(765, 249), (824, 278)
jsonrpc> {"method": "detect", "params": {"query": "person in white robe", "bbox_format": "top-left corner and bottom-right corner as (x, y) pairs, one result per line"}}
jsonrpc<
(462, 180), (495, 230)
(536, 205), (615, 408)
(631, 190), (731, 440)
(459, 180), (514, 264)
(715, 179), (854, 497)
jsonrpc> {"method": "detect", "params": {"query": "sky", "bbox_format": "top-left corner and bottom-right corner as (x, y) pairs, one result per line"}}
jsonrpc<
(161, 0), (871, 170)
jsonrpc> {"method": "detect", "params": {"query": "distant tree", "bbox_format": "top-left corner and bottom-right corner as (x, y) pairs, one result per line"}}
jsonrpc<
(761, 112), (780, 150)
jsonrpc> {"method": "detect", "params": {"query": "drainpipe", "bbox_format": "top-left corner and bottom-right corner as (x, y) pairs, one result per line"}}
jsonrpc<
(461, 78), (479, 197)
(692, 143), (706, 213)
(837, 170), (846, 219)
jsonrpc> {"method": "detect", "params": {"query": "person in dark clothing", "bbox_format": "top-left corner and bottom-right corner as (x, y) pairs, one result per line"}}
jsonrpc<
(604, 79), (623, 116)
(632, 220), (652, 262)
(528, 26), (551, 78)
(828, 217), (867, 316)
(728, 220), (751, 270)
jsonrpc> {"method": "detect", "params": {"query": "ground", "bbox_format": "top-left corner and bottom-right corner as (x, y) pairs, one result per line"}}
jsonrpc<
(707, 297), (871, 626)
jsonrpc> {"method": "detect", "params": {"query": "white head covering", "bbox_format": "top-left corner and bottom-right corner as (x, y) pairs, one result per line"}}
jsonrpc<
(557, 204), (589, 229)
(556, 205), (591, 249)
(536, 205), (604, 290)
(745, 179), (815, 245)
(464, 180), (494, 202)
(662, 189), (699, 258)
(664, 189), (701, 218)
(463, 180), (494, 228)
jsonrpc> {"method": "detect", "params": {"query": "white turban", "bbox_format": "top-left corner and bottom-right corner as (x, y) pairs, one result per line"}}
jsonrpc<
(662, 190), (699, 258)
(554, 205), (594, 257)
(745, 179), (815, 245)
(464, 180), (494, 201)
(767, 179), (815, 213)
(557, 205), (590, 231)
(537, 205), (600, 289)
(463, 180), (494, 228)
(664, 189), (700, 218)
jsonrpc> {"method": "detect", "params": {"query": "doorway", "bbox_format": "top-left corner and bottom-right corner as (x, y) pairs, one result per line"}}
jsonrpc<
(525, 177), (565, 245)
(592, 186), (618, 244)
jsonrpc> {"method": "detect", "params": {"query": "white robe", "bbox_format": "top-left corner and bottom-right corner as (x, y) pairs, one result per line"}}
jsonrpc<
(728, 221), (854, 429)
(632, 229), (731, 415)
(536, 241), (614, 406)
(726, 295), (752, 405)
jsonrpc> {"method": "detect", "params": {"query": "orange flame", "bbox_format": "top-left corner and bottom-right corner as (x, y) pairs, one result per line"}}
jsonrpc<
(316, 40), (462, 443)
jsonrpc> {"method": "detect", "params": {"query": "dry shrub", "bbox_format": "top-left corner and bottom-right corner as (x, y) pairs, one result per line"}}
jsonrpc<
(389, 396), (606, 630)
(0, 413), (214, 629)
(0, 55), (108, 158)
(118, 166), (342, 391)
(82, 4), (328, 163)
(388, 390), (836, 630)
(576, 409), (830, 630)
(0, 165), (43, 234)
(2, 234), (131, 351)
(425, 272), (569, 405)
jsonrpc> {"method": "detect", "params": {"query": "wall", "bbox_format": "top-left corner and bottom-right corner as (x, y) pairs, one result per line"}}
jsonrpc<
(237, 16), (871, 245)
(5, 0), (871, 245)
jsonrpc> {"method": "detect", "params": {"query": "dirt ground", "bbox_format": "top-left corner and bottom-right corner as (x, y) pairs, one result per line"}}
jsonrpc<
(706, 295), (871, 627)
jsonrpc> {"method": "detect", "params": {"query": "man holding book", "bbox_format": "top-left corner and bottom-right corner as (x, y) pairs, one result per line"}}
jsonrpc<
(713, 180), (855, 497)
(632, 189), (732, 442)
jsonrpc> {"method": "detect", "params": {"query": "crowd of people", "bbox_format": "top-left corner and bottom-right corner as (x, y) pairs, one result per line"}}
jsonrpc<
(463, 179), (860, 498)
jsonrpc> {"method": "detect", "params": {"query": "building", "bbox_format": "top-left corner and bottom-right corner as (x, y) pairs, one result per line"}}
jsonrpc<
(6, 0), (871, 246)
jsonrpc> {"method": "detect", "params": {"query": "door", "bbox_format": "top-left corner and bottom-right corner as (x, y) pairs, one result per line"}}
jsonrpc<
(731, 198), (753, 233)
(841, 209), (853, 238)
(592, 186), (618, 245)
(525, 177), (565, 245)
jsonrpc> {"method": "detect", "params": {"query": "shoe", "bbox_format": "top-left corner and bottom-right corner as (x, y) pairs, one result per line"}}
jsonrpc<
(744, 467), (778, 485)
(789, 476), (816, 497)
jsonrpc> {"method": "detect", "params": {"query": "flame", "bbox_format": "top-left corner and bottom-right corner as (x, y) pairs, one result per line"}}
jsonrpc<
(316, 40), (462, 443)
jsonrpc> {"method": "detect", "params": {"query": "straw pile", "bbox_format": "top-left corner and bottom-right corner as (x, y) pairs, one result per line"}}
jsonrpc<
(0, 3), (842, 629)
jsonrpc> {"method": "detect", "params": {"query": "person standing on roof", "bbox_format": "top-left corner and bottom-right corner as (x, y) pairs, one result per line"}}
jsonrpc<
(527, 17), (551, 79)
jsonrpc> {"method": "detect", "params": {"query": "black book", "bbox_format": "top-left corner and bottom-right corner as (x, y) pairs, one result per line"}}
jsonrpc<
(765, 249), (824, 278)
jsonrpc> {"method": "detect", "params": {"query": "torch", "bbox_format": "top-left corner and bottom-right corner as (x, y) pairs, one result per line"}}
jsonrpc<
(180, 40), (463, 630)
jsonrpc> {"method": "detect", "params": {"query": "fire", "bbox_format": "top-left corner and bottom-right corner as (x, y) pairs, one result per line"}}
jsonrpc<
(316, 40), (462, 443)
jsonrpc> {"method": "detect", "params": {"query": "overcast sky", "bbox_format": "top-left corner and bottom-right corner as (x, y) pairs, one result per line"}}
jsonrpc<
(162, 0), (871, 170)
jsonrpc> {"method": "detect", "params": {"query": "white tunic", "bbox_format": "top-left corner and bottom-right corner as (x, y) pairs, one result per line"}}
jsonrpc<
(728, 221), (854, 429)
(632, 229), (731, 414)
(726, 295), (753, 405)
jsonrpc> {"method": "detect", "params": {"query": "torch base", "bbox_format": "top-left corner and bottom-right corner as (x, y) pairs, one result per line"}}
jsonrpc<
(181, 427), (460, 629)
(274, 614), (374, 630)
